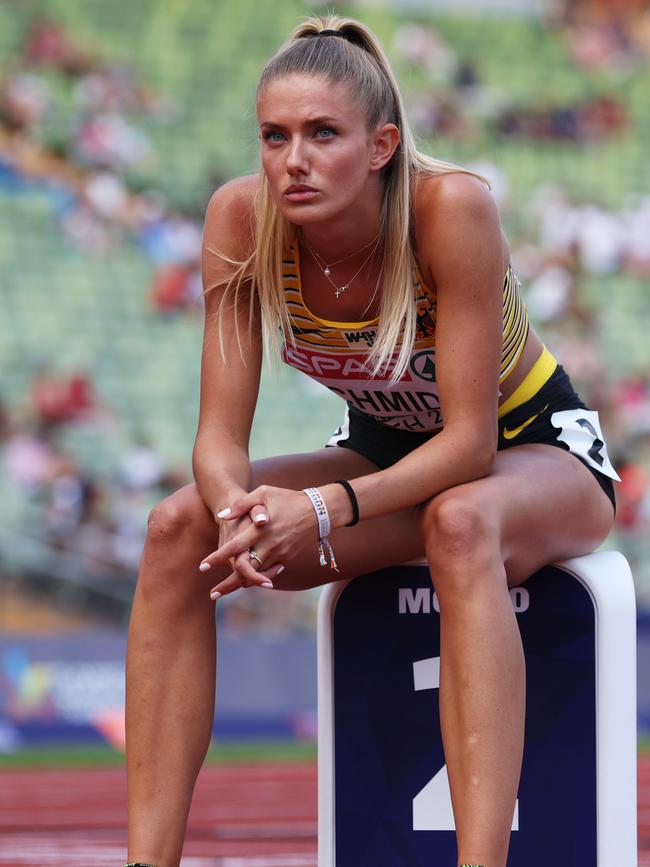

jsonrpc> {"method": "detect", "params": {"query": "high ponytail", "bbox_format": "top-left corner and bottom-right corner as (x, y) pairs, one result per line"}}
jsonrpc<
(209, 15), (489, 383)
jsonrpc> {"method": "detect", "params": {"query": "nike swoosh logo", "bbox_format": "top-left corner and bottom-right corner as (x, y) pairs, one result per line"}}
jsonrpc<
(502, 404), (549, 440)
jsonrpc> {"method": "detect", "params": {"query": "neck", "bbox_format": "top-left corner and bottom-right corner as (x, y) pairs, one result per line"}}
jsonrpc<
(299, 184), (384, 261)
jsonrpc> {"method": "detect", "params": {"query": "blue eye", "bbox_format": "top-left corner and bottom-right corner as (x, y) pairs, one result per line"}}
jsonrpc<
(315, 126), (336, 138)
(262, 130), (285, 143)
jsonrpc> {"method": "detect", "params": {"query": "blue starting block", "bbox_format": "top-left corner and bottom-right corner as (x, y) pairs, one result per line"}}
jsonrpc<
(317, 551), (637, 867)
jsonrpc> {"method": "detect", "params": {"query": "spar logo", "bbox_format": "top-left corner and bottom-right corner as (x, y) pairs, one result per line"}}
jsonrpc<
(410, 349), (436, 382)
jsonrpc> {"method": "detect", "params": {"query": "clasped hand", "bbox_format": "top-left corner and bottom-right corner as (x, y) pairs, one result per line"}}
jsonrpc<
(199, 485), (318, 599)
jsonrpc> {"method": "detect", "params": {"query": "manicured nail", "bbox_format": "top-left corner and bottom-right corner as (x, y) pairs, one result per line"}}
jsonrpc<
(260, 581), (274, 589)
(210, 590), (221, 600)
(199, 562), (211, 572)
(275, 565), (285, 576)
(254, 513), (268, 523)
(216, 507), (231, 519)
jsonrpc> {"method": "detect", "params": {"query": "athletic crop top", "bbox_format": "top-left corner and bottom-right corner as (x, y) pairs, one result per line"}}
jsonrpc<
(281, 242), (529, 433)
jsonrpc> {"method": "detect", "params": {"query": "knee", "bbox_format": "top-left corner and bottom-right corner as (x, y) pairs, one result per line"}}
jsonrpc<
(419, 490), (501, 596)
(136, 485), (216, 603)
(146, 484), (210, 546)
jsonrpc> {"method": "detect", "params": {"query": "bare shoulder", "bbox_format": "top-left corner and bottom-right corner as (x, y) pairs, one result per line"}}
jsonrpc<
(204, 173), (260, 253)
(202, 174), (260, 294)
(414, 171), (499, 234)
(412, 171), (508, 277)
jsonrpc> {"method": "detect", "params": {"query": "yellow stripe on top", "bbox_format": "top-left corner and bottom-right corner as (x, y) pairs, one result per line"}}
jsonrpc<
(283, 243), (530, 382)
(497, 345), (558, 418)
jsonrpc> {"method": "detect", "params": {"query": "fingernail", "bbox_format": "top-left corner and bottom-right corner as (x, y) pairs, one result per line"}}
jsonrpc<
(260, 581), (274, 589)
(199, 562), (211, 572)
(210, 590), (221, 600)
(217, 507), (231, 519)
(275, 565), (285, 575)
(254, 513), (268, 523)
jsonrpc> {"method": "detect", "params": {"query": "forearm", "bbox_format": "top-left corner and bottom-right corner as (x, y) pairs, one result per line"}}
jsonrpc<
(192, 435), (253, 518)
(320, 429), (495, 529)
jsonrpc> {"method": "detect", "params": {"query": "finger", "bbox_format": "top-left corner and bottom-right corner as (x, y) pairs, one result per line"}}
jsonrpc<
(209, 572), (245, 600)
(232, 550), (275, 588)
(249, 504), (270, 526)
(199, 525), (260, 571)
(210, 563), (284, 600)
(216, 488), (268, 522)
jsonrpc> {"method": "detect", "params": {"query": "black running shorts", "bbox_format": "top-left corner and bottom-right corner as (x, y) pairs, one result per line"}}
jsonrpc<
(327, 364), (618, 512)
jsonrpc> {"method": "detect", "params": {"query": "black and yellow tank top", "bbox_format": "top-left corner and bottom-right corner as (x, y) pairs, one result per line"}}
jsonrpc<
(281, 242), (530, 433)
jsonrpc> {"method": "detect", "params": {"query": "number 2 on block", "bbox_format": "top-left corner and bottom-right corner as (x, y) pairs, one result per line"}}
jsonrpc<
(412, 657), (519, 831)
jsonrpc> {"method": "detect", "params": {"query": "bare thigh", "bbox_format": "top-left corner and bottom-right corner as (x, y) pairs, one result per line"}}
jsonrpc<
(421, 442), (615, 589)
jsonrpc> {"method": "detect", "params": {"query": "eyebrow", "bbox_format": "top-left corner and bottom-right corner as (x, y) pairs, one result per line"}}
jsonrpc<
(259, 115), (341, 128)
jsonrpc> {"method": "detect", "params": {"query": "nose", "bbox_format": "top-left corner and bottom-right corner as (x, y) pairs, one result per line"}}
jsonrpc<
(286, 136), (309, 177)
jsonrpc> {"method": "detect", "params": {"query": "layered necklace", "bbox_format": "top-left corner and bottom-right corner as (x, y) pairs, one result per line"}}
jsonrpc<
(302, 234), (380, 299)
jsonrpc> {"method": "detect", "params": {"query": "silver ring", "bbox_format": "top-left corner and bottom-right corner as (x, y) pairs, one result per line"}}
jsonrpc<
(248, 548), (264, 568)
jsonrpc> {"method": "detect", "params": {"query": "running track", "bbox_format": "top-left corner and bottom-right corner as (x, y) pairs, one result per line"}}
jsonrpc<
(2, 759), (650, 865)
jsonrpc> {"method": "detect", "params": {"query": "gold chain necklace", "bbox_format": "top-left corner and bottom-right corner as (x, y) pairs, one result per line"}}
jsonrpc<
(303, 236), (380, 299)
(303, 233), (379, 276)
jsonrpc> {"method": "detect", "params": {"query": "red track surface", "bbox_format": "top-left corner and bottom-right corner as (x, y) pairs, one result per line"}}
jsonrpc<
(2, 758), (650, 865)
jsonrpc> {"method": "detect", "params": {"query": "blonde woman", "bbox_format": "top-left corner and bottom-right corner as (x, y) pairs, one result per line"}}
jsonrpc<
(124, 15), (618, 867)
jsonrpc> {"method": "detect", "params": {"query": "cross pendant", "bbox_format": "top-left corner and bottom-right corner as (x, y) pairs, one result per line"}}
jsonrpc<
(335, 285), (348, 298)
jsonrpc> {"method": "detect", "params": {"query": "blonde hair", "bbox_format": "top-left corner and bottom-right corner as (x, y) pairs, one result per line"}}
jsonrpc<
(210, 14), (489, 382)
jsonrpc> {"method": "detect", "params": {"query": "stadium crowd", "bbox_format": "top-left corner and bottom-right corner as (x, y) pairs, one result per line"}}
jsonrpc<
(1, 7), (650, 631)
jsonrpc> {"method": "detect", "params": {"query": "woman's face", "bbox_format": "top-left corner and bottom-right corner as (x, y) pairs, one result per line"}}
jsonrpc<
(257, 73), (395, 226)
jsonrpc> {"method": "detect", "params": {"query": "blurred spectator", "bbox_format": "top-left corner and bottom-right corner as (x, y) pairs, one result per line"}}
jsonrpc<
(44, 464), (98, 542)
(392, 23), (456, 81)
(119, 437), (165, 491)
(23, 17), (94, 76)
(496, 94), (628, 143)
(74, 112), (153, 169)
(0, 397), (11, 442)
(24, 18), (72, 68)
(0, 72), (52, 131)
(139, 210), (202, 266)
(30, 368), (99, 428)
(150, 264), (197, 314)
(83, 170), (129, 220)
(3, 424), (61, 492)
(550, 0), (650, 70)
(614, 377), (650, 437)
(616, 457), (650, 534)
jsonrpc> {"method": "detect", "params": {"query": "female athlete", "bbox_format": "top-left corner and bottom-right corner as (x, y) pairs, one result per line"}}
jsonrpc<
(124, 14), (619, 867)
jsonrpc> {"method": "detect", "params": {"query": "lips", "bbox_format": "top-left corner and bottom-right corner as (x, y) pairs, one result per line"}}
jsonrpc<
(284, 184), (319, 203)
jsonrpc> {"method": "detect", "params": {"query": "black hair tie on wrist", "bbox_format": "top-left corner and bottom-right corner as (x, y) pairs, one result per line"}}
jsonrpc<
(334, 479), (360, 527)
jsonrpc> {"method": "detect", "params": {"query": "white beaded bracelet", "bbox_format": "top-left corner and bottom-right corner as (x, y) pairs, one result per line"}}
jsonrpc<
(302, 487), (339, 571)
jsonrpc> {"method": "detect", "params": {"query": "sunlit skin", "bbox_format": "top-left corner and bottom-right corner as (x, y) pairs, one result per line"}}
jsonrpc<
(258, 73), (399, 262)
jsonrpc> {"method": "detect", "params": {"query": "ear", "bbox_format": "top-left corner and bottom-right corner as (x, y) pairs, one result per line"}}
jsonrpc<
(370, 123), (400, 172)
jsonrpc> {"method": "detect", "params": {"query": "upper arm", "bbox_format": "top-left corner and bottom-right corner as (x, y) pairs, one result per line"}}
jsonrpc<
(196, 174), (262, 450)
(414, 173), (506, 455)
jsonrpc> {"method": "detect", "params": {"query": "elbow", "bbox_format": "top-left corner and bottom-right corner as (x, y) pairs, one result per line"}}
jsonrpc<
(463, 449), (495, 484)
(191, 434), (212, 486)
(476, 443), (497, 478)
(478, 426), (498, 474)
(191, 448), (201, 485)
(460, 434), (497, 482)
(191, 437), (204, 480)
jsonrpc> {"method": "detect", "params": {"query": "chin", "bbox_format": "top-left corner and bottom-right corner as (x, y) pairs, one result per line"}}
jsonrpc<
(279, 199), (348, 227)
